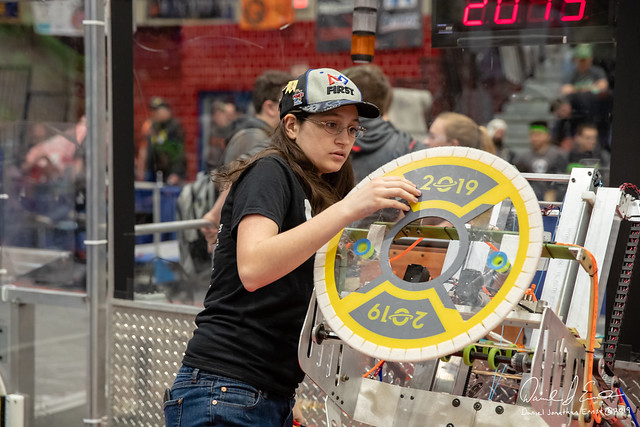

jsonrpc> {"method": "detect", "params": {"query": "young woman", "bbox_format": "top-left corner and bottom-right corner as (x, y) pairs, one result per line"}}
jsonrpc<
(164, 68), (421, 427)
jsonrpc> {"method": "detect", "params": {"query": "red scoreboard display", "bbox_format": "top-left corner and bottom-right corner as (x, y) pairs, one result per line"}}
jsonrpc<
(432, 0), (617, 47)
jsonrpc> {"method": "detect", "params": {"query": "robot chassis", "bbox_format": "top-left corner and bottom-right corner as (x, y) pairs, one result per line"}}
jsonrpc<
(299, 147), (640, 427)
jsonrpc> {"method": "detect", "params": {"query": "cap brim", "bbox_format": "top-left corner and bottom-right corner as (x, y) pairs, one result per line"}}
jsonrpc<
(301, 100), (380, 119)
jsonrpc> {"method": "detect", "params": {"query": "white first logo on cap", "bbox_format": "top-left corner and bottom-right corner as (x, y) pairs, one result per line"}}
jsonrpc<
(326, 73), (354, 96)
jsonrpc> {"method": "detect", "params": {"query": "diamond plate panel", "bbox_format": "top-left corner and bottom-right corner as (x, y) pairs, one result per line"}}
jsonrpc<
(109, 303), (368, 427)
(109, 305), (195, 427)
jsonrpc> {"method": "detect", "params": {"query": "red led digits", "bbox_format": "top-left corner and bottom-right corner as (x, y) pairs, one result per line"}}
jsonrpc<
(527, 0), (552, 23)
(561, 0), (586, 21)
(463, 0), (488, 26)
(462, 0), (587, 26)
(495, 0), (520, 25)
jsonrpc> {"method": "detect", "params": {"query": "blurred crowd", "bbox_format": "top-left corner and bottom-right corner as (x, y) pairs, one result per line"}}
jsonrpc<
(8, 44), (611, 266)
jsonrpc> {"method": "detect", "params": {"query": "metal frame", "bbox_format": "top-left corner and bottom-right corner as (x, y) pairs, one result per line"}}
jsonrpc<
(0, 301), (35, 427)
(299, 170), (636, 426)
(537, 168), (597, 322)
(565, 187), (629, 338)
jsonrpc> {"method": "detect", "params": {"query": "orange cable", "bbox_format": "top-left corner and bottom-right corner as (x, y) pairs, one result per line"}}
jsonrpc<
(389, 238), (424, 263)
(557, 242), (601, 424)
(362, 360), (385, 378)
(485, 241), (499, 252)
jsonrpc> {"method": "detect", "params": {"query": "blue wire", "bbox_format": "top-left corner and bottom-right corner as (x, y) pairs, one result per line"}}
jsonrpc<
(489, 327), (523, 401)
(488, 364), (499, 399)
(515, 327), (524, 344)
(619, 387), (639, 427)
(488, 324), (505, 399)
(489, 363), (508, 401)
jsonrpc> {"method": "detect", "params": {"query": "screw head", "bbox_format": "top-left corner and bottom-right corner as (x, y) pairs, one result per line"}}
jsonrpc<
(452, 398), (461, 407)
(495, 405), (504, 414)
(473, 402), (482, 411)
(446, 424), (454, 427)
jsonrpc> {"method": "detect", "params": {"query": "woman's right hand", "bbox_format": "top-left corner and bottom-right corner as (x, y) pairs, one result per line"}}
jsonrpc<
(340, 176), (421, 222)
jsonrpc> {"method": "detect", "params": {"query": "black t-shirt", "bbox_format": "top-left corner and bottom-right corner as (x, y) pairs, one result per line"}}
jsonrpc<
(183, 156), (314, 397)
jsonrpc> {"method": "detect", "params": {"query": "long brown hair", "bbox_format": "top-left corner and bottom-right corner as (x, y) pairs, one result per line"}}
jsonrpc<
(213, 114), (355, 214)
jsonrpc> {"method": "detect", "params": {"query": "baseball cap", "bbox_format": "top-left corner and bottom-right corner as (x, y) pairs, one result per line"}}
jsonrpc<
(150, 96), (170, 110)
(573, 44), (593, 59)
(279, 68), (379, 119)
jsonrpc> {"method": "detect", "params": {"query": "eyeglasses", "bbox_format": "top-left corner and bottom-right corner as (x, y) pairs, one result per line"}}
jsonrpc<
(302, 118), (367, 139)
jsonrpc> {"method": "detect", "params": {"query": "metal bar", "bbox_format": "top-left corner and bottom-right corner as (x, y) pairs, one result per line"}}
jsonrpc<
(134, 181), (163, 190)
(109, 0), (135, 301)
(111, 298), (200, 316)
(344, 226), (577, 259)
(456, 305), (543, 329)
(135, 219), (214, 235)
(1, 285), (87, 309)
(153, 173), (163, 251)
(610, 0), (640, 360)
(83, 0), (108, 424)
(8, 303), (35, 427)
(521, 172), (571, 182)
(566, 188), (626, 339)
(538, 168), (595, 319)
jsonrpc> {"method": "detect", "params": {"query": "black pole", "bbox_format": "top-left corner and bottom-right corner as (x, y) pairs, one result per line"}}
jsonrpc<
(110, 0), (135, 300)
(607, 0), (640, 357)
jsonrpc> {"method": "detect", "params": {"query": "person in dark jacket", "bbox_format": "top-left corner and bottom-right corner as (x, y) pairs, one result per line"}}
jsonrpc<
(144, 97), (187, 185)
(220, 70), (293, 165)
(201, 69), (293, 249)
(341, 65), (417, 184)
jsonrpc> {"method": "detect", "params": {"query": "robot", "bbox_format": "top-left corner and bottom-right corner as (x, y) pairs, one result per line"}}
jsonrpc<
(299, 147), (640, 427)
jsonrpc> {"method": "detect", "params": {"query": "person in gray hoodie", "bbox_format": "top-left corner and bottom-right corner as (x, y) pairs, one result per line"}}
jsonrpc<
(342, 65), (417, 184)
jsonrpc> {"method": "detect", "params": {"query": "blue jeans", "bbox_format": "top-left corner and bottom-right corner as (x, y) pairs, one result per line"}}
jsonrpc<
(164, 365), (294, 427)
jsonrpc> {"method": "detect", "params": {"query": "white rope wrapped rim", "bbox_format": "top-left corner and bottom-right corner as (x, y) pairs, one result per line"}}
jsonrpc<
(314, 146), (543, 362)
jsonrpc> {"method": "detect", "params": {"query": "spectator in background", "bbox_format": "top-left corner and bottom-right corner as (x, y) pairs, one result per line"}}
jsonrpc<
(567, 123), (610, 174)
(20, 117), (87, 254)
(221, 70), (293, 165)
(561, 43), (612, 150)
(386, 87), (433, 142)
(200, 69), (293, 250)
(420, 112), (495, 154)
(341, 64), (416, 183)
(136, 115), (152, 181)
(561, 44), (609, 98)
(143, 97), (186, 185)
(486, 118), (515, 163)
(515, 120), (568, 201)
(23, 116), (87, 182)
(549, 97), (575, 152)
(207, 100), (238, 169)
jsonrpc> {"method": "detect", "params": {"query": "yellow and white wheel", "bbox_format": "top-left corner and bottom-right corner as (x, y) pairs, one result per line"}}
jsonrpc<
(314, 146), (542, 362)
